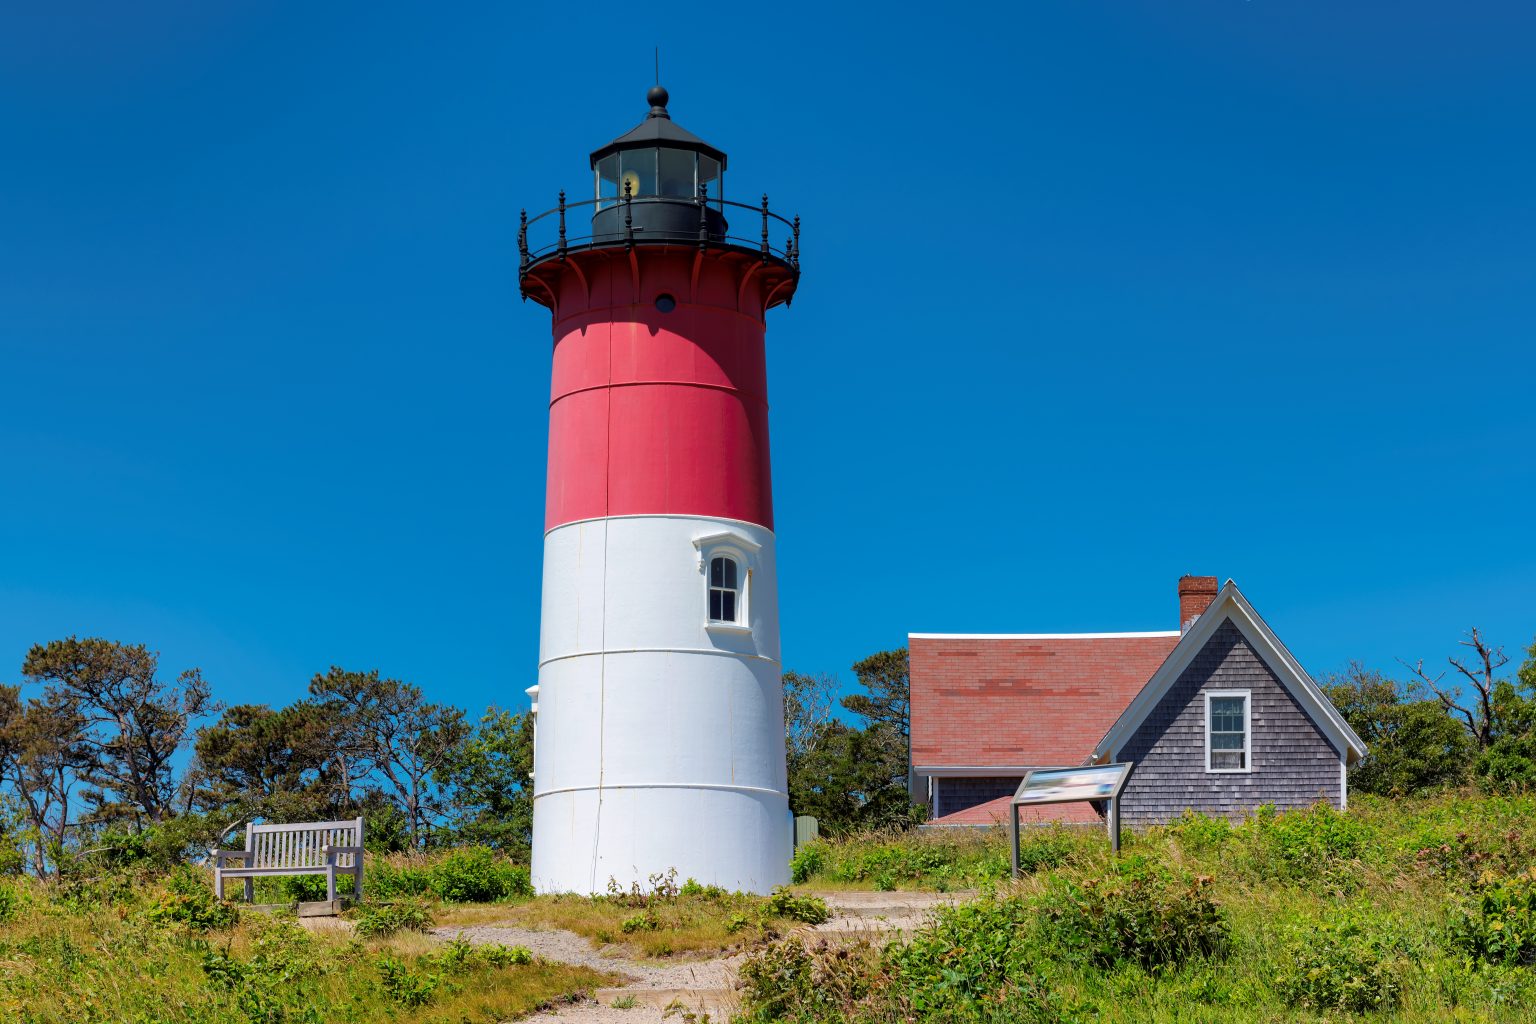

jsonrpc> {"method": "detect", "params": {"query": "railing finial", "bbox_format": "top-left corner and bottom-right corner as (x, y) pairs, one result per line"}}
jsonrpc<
(557, 191), (567, 258)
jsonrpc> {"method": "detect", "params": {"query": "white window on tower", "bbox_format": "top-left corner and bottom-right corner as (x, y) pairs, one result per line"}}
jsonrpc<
(693, 530), (759, 633)
(708, 555), (740, 624)
(1206, 691), (1251, 773)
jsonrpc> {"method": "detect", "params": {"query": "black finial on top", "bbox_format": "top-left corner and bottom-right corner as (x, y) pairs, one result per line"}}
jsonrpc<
(647, 85), (670, 119)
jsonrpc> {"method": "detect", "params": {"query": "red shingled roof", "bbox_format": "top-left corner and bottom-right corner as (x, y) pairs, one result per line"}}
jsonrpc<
(909, 633), (1181, 771)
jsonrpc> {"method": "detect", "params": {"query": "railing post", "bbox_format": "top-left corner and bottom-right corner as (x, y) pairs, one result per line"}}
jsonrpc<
(624, 180), (634, 249)
(760, 193), (770, 258)
(518, 209), (528, 274)
(557, 191), (566, 258)
(697, 183), (708, 250)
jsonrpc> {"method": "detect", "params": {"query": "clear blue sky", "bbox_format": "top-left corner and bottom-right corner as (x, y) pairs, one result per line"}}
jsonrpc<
(3, 2), (1533, 718)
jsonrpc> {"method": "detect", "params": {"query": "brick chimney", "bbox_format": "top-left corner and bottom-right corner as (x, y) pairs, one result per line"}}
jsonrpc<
(1178, 575), (1219, 633)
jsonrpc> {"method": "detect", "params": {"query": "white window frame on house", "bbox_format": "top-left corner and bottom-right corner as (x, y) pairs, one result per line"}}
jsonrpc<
(1205, 690), (1252, 773)
(692, 531), (758, 634)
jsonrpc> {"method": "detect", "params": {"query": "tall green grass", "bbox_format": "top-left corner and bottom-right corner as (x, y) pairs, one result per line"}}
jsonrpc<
(749, 792), (1536, 1022)
(0, 867), (607, 1023)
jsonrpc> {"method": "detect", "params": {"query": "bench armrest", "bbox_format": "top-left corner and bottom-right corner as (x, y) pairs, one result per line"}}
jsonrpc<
(321, 845), (365, 856)
(211, 849), (249, 864)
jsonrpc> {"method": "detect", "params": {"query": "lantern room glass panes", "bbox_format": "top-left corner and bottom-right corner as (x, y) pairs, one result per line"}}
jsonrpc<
(618, 149), (656, 199)
(658, 148), (695, 197)
(709, 556), (739, 624)
(1208, 695), (1248, 770)
(698, 154), (721, 200)
(596, 153), (619, 209)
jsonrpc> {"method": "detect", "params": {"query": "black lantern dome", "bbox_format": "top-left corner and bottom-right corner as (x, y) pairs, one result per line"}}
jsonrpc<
(589, 86), (728, 241)
(517, 86), (799, 308)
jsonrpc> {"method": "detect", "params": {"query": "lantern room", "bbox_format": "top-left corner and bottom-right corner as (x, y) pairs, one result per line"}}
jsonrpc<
(592, 86), (725, 202)
(589, 86), (729, 242)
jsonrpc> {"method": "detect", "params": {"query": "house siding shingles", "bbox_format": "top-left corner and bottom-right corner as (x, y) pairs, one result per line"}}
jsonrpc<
(1115, 618), (1342, 826)
(936, 777), (1023, 818)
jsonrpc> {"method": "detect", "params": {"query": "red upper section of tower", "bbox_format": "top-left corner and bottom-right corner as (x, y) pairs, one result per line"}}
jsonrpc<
(543, 249), (775, 531)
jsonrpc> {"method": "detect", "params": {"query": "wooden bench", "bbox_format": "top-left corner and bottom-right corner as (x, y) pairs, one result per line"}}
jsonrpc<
(212, 817), (365, 903)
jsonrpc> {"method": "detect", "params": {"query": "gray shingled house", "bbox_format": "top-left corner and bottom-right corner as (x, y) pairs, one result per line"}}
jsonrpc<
(1089, 581), (1368, 825)
(911, 578), (1368, 827)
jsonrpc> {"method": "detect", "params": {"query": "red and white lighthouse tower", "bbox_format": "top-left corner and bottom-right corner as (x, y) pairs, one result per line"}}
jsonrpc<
(518, 87), (800, 894)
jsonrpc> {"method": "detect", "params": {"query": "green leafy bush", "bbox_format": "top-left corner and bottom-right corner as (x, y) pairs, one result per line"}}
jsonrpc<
(884, 894), (1038, 1013)
(0, 881), (19, 924)
(146, 866), (240, 931)
(1276, 923), (1403, 1013)
(376, 955), (441, 1007)
(789, 842), (825, 884)
(353, 897), (435, 938)
(1451, 870), (1536, 966)
(738, 937), (883, 1022)
(1036, 858), (1228, 969)
(367, 846), (532, 903)
(764, 888), (830, 924)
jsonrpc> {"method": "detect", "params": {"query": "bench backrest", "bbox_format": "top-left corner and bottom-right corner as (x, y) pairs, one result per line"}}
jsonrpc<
(246, 818), (364, 869)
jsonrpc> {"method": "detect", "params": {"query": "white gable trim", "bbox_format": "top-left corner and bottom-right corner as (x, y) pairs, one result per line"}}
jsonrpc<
(1091, 581), (1367, 766)
(909, 631), (1180, 640)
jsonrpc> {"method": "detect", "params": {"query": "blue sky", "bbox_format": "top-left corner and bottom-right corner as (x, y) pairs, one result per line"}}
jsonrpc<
(2, 2), (1533, 719)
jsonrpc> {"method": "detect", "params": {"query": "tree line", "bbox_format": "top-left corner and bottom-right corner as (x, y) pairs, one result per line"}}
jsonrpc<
(0, 635), (920, 879)
(0, 638), (533, 878)
(2, 626), (1529, 878)
(1323, 629), (1536, 797)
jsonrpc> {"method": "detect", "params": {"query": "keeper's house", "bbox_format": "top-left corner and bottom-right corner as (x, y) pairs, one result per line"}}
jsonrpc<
(909, 577), (1367, 827)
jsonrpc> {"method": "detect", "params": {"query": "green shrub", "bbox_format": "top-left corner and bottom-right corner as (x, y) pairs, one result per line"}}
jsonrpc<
(789, 842), (826, 884)
(353, 897), (435, 938)
(764, 888), (830, 924)
(1166, 809), (1234, 852)
(472, 941), (533, 967)
(1036, 858), (1228, 969)
(0, 881), (19, 924)
(620, 910), (660, 933)
(367, 846), (531, 903)
(679, 877), (730, 900)
(376, 954), (441, 1007)
(1451, 870), (1536, 966)
(738, 937), (882, 1022)
(146, 866), (240, 931)
(885, 894), (1037, 1013)
(1276, 923), (1402, 1013)
(1249, 803), (1373, 879)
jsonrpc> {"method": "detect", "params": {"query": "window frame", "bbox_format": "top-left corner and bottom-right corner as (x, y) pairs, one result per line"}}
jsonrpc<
(692, 530), (759, 635)
(707, 554), (743, 626)
(1204, 689), (1252, 774)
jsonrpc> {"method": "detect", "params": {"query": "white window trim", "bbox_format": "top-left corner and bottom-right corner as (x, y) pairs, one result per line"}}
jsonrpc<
(1205, 689), (1252, 774)
(693, 532), (755, 634)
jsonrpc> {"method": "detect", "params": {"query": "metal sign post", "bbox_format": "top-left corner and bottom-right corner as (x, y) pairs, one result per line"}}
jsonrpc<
(1009, 763), (1134, 878)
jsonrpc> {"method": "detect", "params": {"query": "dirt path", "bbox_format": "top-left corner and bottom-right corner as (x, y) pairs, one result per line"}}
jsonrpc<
(432, 891), (965, 1024)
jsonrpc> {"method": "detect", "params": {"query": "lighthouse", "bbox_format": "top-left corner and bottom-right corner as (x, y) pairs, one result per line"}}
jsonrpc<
(518, 87), (800, 894)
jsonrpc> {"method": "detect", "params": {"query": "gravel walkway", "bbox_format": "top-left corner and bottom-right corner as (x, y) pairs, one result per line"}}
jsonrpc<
(433, 891), (965, 1023)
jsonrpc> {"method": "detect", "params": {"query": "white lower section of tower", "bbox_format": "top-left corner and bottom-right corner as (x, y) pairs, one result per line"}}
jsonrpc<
(530, 514), (791, 895)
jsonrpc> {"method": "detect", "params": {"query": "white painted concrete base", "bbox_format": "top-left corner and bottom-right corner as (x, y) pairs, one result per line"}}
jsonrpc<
(531, 515), (790, 895)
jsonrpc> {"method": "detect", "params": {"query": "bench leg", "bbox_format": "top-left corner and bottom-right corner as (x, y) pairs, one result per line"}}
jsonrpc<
(215, 871), (224, 901)
(243, 877), (254, 903)
(327, 867), (336, 903)
(354, 866), (364, 902)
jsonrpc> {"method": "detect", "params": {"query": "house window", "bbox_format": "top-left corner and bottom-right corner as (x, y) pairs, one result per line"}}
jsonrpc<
(1206, 691), (1250, 772)
(708, 556), (740, 624)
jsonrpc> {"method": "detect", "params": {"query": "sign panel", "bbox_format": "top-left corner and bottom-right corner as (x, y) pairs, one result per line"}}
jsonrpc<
(1008, 762), (1135, 873)
(1012, 763), (1132, 806)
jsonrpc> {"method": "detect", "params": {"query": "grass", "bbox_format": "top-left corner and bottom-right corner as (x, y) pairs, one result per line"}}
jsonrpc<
(0, 871), (614, 1024)
(484, 878), (828, 959)
(742, 791), (1536, 1023)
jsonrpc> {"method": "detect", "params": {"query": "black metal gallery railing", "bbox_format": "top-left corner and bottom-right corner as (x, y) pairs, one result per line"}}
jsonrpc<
(519, 189), (800, 275)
